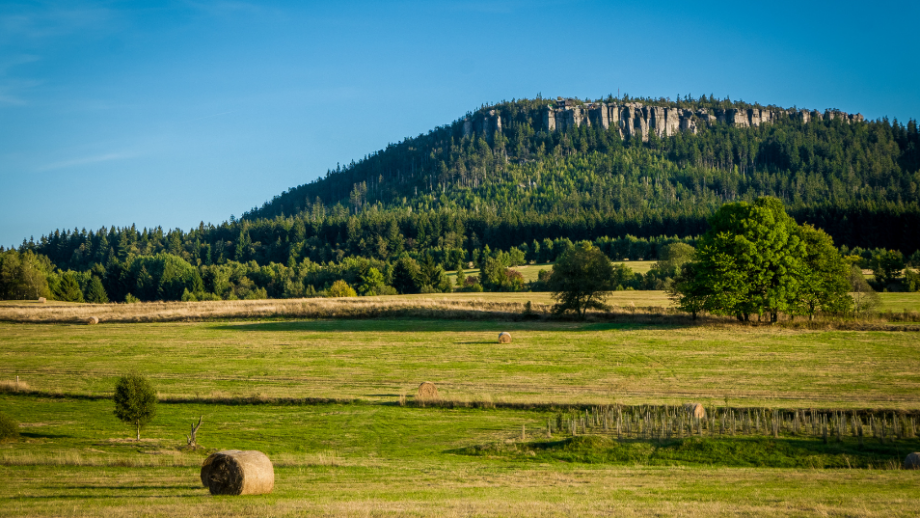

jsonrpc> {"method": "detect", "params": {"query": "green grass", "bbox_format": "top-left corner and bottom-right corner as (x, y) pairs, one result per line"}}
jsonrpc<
(877, 292), (920, 312)
(2, 319), (920, 409)
(1, 317), (920, 516)
(459, 434), (918, 469)
(1, 395), (918, 517)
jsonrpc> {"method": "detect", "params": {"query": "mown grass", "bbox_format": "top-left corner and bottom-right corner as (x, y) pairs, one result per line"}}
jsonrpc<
(2, 319), (920, 408)
(1, 396), (918, 517)
(1, 317), (919, 516)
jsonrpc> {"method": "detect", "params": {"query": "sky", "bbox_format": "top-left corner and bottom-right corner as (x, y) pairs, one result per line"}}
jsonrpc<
(1, 0), (918, 248)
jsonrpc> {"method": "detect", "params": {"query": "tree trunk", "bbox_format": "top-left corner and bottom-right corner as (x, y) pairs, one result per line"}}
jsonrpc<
(136, 420), (140, 441)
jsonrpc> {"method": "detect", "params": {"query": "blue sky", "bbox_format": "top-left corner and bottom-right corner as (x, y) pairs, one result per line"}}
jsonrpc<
(1, 0), (918, 247)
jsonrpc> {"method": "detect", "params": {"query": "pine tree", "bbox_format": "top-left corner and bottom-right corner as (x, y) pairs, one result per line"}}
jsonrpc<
(85, 276), (109, 303)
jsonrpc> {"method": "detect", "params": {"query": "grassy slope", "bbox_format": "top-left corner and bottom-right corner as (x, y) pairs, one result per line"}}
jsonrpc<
(1, 320), (919, 408)
(1, 396), (918, 517)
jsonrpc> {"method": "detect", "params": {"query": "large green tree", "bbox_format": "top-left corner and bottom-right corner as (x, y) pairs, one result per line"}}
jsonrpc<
(547, 243), (615, 316)
(673, 197), (807, 322)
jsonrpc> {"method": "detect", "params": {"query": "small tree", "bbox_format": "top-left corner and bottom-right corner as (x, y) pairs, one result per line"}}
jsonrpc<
(656, 243), (695, 272)
(358, 268), (386, 296)
(547, 243), (614, 317)
(391, 256), (421, 294)
(797, 224), (852, 318)
(455, 260), (466, 287)
(327, 279), (357, 297)
(85, 276), (109, 303)
(848, 265), (880, 314)
(114, 373), (157, 441)
(871, 249), (905, 288)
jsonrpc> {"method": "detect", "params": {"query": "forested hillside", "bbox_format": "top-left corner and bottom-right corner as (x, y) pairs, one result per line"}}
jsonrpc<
(244, 94), (920, 254)
(5, 94), (920, 302)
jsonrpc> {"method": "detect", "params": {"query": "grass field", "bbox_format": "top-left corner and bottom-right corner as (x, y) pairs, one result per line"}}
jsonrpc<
(446, 261), (659, 283)
(2, 318), (919, 408)
(2, 310), (920, 516)
(4, 290), (917, 318)
(1, 394), (919, 517)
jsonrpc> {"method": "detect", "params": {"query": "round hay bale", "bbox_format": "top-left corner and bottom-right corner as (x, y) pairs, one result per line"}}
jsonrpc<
(37, 297), (46, 303)
(498, 332), (512, 344)
(416, 381), (439, 401)
(86, 316), (99, 325)
(683, 403), (706, 419)
(905, 452), (920, 470)
(200, 450), (274, 495)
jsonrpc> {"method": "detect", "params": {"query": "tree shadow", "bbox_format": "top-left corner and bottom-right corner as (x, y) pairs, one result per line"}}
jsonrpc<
(212, 319), (670, 334)
(20, 432), (73, 439)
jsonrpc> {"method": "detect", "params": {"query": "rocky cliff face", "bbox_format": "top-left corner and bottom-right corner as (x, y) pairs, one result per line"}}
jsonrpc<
(541, 101), (864, 141)
(462, 109), (502, 139)
(463, 100), (864, 142)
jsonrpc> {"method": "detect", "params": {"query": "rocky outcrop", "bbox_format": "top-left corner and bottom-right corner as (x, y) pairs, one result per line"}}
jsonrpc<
(460, 99), (865, 142)
(538, 99), (864, 141)
(462, 110), (502, 139)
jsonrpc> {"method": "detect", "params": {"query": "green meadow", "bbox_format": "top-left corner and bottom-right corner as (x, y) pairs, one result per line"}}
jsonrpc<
(1, 316), (920, 516)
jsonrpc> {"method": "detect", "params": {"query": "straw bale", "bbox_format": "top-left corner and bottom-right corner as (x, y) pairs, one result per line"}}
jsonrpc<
(498, 332), (512, 344)
(905, 452), (920, 470)
(416, 381), (439, 401)
(37, 297), (46, 303)
(683, 403), (706, 419)
(86, 316), (99, 325)
(200, 450), (274, 495)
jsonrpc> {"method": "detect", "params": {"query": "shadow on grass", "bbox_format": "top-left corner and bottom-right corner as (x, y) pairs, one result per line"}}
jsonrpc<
(20, 432), (74, 439)
(212, 319), (669, 334)
(54, 485), (201, 491)
(451, 435), (920, 469)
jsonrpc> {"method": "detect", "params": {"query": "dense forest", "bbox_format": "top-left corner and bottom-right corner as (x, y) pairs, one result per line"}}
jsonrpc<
(4, 94), (920, 302)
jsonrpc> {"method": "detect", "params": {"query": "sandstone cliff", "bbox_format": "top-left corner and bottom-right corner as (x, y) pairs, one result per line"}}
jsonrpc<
(463, 99), (865, 142)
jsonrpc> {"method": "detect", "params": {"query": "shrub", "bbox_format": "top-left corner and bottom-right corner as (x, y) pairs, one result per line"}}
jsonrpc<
(0, 411), (19, 440)
(327, 279), (357, 298)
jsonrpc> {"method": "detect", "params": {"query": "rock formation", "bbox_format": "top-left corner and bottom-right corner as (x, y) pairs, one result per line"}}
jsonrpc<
(462, 98), (864, 142)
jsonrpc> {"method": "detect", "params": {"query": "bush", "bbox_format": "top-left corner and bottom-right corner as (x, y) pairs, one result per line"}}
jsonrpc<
(327, 279), (357, 298)
(124, 293), (141, 304)
(0, 411), (20, 440)
(376, 285), (398, 296)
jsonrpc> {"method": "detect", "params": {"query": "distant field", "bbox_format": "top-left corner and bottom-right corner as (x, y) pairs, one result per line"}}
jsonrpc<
(446, 260), (658, 283)
(2, 318), (919, 409)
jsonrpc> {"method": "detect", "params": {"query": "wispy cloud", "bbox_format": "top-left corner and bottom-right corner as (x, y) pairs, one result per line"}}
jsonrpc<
(37, 152), (135, 172)
(0, 4), (117, 43)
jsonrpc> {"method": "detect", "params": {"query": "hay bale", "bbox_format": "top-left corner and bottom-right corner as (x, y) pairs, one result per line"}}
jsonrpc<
(498, 332), (512, 344)
(86, 316), (99, 325)
(37, 297), (46, 303)
(905, 452), (920, 470)
(200, 450), (274, 495)
(683, 403), (706, 419)
(416, 381), (439, 401)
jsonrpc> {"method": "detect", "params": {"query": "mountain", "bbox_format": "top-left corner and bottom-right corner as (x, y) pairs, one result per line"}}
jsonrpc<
(239, 94), (920, 254)
(8, 94), (920, 302)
